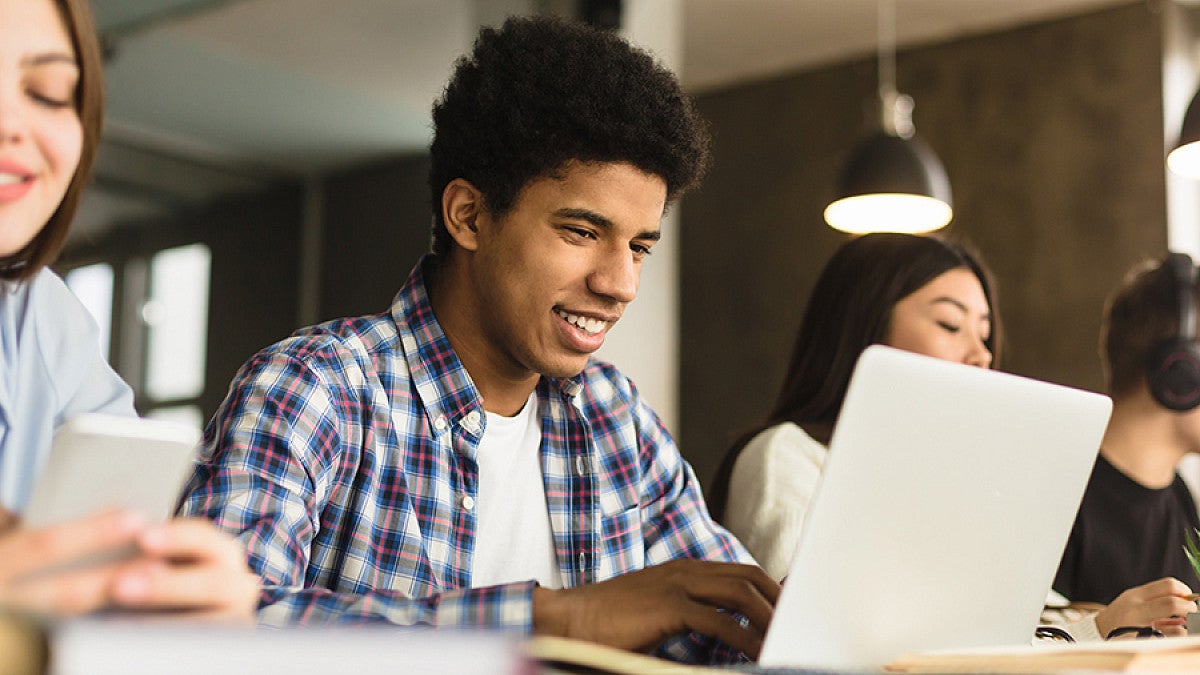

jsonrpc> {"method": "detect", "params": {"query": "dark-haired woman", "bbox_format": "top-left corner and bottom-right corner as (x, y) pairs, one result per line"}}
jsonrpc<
(710, 232), (998, 579)
(708, 232), (1190, 640)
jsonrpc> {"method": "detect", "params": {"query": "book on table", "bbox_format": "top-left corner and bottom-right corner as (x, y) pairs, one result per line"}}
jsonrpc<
(886, 635), (1200, 673)
(0, 613), (528, 675)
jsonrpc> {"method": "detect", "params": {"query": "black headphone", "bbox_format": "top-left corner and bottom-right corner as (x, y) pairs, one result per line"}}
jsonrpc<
(1147, 252), (1200, 411)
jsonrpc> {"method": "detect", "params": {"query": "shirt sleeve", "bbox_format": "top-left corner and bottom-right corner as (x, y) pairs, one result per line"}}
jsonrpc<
(620, 376), (757, 665)
(255, 579), (537, 630)
(37, 270), (135, 422)
(177, 347), (534, 631)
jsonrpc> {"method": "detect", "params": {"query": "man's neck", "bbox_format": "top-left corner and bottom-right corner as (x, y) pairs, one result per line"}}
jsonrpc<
(1101, 392), (1191, 489)
(426, 257), (540, 417)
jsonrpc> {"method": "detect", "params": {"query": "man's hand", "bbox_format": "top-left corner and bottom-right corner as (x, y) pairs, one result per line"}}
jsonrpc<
(110, 518), (260, 623)
(1093, 577), (1197, 638)
(0, 509), (145, 615)
(533, 559), (778, 659)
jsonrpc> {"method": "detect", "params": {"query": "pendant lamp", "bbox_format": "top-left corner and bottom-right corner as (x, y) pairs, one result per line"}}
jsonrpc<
(824, 0), (953, 234)
(1168, 88), (1200, 179)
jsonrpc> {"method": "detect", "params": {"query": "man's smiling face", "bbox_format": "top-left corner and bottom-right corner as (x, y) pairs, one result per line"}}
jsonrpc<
(465, 160), (667, 382)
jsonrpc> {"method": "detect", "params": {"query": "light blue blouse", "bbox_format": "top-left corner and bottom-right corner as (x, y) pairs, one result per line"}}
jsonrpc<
(0, 268), (135, 510)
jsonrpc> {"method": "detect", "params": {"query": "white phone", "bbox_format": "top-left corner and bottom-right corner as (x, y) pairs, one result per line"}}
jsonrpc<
(24, 413), (200, 529)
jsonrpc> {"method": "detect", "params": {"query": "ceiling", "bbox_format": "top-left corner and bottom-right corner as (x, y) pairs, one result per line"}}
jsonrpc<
(74, 0), (1135, 240)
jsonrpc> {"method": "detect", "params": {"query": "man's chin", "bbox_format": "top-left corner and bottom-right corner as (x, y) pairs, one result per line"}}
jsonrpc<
(538, 354), (593, 380)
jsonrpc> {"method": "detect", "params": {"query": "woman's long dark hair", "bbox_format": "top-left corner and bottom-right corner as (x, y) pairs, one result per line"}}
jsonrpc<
(707, 232), (1003, 522)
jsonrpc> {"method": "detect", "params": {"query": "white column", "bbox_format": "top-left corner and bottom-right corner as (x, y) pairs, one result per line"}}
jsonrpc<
(1164, 2), (1200, 497)
(594, 0), (684, 433)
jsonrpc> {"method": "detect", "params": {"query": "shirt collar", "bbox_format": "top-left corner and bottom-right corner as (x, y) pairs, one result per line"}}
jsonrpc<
(391, 255), (584, 435)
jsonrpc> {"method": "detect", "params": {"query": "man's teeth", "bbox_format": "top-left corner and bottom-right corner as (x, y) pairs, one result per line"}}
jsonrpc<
(556, 309), (607, 335)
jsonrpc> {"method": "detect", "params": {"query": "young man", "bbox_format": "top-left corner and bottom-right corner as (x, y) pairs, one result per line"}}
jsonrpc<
(1051, 252), (1200, 636)
(178, 16), (776, 663)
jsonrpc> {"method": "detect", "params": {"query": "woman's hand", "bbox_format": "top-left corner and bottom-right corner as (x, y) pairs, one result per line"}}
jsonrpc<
(0, 512), (259, 622)
(0, 507), (19, 532)
(110, 518), (260, 623)
(1094, 577), (1197, 638)
(0, 509), (145, 615)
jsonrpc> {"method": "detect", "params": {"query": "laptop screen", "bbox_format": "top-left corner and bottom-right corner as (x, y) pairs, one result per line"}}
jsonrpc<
(759, 345), (1111, 669)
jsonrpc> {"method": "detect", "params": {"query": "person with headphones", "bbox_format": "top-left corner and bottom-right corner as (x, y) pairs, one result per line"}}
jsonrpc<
(1051, 252), (1200, 633)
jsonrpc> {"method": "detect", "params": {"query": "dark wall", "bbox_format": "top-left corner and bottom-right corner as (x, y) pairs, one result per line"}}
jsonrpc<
(681, 3), (1168, 489)
(202, 187), (305, 415)
(318, 154), (433, 322)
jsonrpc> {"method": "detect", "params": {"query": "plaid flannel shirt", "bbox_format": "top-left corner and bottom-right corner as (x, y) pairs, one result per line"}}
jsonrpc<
(179, 256), (754, 664)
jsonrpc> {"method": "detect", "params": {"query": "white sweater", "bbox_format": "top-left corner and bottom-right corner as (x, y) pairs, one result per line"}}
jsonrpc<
(723, 422), (825, 581)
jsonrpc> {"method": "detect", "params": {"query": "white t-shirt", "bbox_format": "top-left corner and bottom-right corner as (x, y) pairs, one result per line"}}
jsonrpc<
(470, 392), (562, 589)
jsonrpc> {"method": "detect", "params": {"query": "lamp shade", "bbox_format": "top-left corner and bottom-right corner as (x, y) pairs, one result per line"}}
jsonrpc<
(1169, 88), (1200, 179)
(824, 131), (953, 234)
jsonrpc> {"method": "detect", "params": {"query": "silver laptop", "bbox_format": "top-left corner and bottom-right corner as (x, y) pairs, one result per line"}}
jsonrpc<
(758, 345), (1112, 670)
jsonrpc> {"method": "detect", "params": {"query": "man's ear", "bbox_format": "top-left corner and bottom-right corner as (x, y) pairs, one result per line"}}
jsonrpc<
(442, 178), (483, 252)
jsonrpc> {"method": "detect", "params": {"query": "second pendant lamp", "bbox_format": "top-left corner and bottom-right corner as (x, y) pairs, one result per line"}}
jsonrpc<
(824, 0), (953, 235)
(1169, 87), (1200, 179)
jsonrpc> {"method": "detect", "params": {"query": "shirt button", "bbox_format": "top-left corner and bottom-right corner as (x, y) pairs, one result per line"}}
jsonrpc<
(461, 495), (475, 510)
(461, 410), (482, 434)
(433, 416), (448, 431)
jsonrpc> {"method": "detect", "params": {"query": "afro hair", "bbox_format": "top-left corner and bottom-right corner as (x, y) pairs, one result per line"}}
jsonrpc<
(427, 15), (710, 256)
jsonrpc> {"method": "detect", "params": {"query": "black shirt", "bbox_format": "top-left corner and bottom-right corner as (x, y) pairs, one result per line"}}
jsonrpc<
(1052, 453), (1200, 604)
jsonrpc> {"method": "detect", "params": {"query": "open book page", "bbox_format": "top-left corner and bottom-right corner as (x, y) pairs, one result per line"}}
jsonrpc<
(527, 636), (722, 674)
(887, 635), (1200, 673)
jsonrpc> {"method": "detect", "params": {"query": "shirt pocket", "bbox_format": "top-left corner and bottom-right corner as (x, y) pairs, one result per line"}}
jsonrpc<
(597, 505), (644, 578)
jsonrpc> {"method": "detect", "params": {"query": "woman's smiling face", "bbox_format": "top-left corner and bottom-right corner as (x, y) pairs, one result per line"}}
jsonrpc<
(0, 0), (83, 258)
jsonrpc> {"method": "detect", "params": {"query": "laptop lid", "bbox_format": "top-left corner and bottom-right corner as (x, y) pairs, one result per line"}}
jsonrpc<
(758, 345), (1112, 670)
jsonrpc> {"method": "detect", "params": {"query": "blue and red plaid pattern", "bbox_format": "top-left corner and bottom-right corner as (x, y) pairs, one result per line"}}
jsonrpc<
(178, 257), (754, 664)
